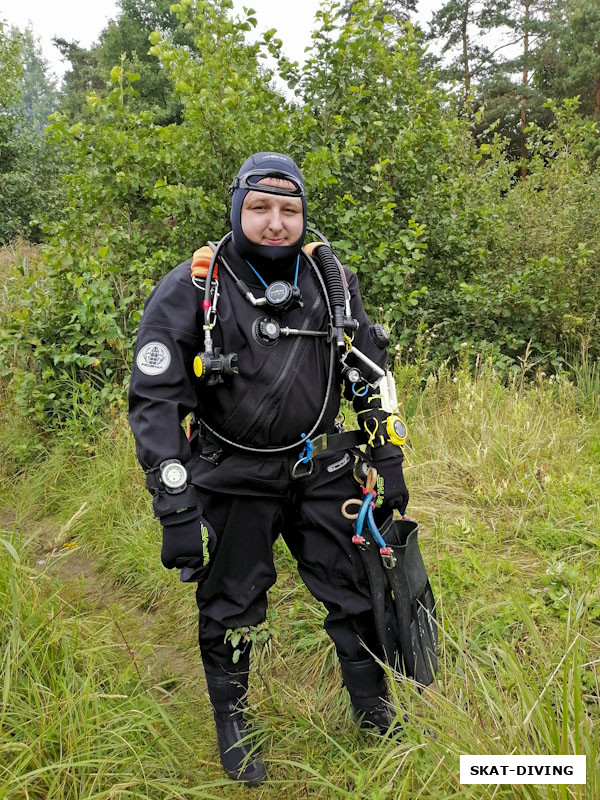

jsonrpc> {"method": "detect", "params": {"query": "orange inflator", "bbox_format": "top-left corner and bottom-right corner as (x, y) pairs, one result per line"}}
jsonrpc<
(191, 245), (217, 279)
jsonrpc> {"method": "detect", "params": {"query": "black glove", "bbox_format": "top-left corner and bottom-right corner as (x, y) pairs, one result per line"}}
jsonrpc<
(372, 445), (409, 515)
(160, 506), (217, 581)
(355, 397), (388, 448)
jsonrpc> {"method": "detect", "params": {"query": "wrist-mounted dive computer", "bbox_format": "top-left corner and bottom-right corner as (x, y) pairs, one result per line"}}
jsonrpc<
(386, 415), (408, 448)
(159, 459), (188, 494)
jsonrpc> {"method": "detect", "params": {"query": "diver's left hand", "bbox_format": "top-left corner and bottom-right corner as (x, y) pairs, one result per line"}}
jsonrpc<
(372, 446), (409, 515)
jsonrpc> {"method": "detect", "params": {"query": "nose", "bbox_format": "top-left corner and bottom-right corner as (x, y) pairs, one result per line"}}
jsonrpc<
(266, 208), (284, 233)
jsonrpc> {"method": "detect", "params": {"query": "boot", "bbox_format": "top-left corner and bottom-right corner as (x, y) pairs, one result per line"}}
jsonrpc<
(204, 667), (266, 786)
(339, 656), (403, 735)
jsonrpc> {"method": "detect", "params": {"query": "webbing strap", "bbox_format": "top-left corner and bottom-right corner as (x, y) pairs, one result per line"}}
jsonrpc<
(354, 542), (397, 662)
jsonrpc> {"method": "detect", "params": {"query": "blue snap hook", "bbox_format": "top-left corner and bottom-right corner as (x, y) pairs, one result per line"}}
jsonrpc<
(298, 433), (314, 464)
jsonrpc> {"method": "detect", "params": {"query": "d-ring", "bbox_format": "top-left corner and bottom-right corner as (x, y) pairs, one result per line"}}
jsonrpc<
(291, 458), (314, 479)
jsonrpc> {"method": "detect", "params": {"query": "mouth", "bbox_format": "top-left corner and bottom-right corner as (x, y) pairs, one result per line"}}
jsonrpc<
(264, 237), (286, 246)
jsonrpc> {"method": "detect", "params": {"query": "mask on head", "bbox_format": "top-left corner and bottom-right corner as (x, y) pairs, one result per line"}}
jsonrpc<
(229, 152), (307, 266)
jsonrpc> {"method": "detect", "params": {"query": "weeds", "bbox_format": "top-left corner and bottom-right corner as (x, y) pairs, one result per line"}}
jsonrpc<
(0, 356), (598, 797)
(0, 534), (230, 799)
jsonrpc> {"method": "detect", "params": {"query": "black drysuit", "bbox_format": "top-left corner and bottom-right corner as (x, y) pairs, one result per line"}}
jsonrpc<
(128, 240), (390, 671)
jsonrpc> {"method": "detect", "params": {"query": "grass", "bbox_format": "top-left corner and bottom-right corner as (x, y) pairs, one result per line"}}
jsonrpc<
(0, 530), (234, 799)
(0, 328), (598, 796)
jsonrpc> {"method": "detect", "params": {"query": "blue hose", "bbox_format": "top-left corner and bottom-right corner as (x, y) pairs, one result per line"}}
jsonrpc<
(355, 492), (387, 549)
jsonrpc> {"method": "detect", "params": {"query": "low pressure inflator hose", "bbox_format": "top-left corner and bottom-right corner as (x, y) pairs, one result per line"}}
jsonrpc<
(309, 244), (348, 349)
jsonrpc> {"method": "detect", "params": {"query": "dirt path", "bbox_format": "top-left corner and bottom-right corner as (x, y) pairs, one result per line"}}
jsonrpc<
(18, 509), (203, 690)
(1, 507), (329, 798)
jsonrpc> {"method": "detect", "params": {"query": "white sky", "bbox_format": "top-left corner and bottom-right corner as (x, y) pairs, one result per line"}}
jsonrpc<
(0, 0), (444, 84)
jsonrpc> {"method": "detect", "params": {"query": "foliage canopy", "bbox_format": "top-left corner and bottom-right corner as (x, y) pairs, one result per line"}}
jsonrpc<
(0, 0), (599, 437)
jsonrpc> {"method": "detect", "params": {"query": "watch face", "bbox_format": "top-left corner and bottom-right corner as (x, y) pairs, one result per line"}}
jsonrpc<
(162, 462), (187, 489)
(393, 419), (407, 439)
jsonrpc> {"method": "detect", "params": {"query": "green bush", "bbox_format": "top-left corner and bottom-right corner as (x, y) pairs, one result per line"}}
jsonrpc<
(0, 1), (599, 438)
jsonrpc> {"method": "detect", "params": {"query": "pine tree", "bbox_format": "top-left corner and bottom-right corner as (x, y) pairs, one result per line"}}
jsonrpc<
(427, 0), (500, 114)
(535, 0), (600, 119)
(18, 27), (59, 132)
(0, 23), (62, 241)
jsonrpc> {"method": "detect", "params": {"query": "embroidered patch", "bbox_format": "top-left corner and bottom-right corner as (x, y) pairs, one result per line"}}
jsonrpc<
(136, 342), (171, 376)
(327, 452), (351, 473)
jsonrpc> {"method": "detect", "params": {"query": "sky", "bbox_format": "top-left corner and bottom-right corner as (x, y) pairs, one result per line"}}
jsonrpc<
(0, 0), (445, 84)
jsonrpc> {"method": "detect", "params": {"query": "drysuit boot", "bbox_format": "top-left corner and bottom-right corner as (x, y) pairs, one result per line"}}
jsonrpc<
(339, 656), (402, 735)
(204, 667), (266, 786)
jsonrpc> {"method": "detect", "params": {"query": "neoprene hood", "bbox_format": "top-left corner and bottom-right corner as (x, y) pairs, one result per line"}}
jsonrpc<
(230, 152), (307, 266)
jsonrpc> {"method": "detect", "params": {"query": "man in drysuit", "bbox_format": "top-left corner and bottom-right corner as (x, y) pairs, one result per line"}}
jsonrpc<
(128, 152), (409, 786)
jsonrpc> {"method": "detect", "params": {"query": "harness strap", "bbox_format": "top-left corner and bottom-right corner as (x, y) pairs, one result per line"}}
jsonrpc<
(196, 421), (369, 460)
(309, 429), (368, 456)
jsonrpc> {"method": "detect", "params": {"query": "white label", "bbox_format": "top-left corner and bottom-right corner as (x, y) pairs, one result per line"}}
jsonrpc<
(261, 153), (289, 163)
(460, 756), (586, 784)
(136, 342), (171, 376)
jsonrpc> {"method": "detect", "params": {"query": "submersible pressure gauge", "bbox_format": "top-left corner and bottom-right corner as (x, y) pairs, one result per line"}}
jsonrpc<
(264, 281), (303, 311)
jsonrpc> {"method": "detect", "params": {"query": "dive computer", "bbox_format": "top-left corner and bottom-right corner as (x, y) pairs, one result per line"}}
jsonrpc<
(386, 415), (408, 447)
(159, 459), (188, 494)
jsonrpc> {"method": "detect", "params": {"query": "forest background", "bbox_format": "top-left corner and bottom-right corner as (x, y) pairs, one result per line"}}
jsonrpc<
(1, 0), (599, 430)
(0, 1), (599, 798)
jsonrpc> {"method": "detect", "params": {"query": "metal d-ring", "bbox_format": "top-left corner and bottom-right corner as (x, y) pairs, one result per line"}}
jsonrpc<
(291, 458), (314, 479)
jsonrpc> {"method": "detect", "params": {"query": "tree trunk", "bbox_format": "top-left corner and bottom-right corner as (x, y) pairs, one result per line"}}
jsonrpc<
(595, 39), (600, 119)
(520, 0), (530, 181)
(462, 0), (471, 115)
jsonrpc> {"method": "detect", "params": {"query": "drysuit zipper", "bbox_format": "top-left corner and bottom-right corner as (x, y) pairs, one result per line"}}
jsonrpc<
(238, 289), (324, 443)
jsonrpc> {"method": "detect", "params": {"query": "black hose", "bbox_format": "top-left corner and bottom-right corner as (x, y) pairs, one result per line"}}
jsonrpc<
(311, 244), (346, 348)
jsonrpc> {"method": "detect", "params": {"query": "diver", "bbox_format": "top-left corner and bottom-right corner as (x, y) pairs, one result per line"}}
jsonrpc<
(128, 152), (429, 787)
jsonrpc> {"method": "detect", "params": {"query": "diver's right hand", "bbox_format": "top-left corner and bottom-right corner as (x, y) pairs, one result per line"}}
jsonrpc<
(160, 507), (217, 574)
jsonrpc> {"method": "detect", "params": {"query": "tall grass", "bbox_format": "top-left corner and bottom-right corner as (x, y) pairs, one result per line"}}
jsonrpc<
(0, 532), (234, 799)
(0, 357), (598, 797)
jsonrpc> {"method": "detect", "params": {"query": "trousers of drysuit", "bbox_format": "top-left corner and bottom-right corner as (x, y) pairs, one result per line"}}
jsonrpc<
(192, 444), (390, 673)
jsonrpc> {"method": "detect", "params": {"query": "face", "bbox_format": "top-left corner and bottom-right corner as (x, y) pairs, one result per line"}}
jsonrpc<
(241, 178), (304, 247)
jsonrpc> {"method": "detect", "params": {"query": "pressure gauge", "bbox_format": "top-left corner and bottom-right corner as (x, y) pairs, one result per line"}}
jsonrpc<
(264, 281), (303, 311)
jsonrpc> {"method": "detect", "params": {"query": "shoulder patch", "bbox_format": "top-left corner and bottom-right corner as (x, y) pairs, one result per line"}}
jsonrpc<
(136, 342), (171, 376)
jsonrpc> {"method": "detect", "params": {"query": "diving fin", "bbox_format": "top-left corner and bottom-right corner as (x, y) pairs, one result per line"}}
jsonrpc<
(353, 534), (397, 662)
(379, 517), (438, 686)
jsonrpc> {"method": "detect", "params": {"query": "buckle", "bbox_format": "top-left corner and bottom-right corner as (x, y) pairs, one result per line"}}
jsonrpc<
(380, 546), (397, 568)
